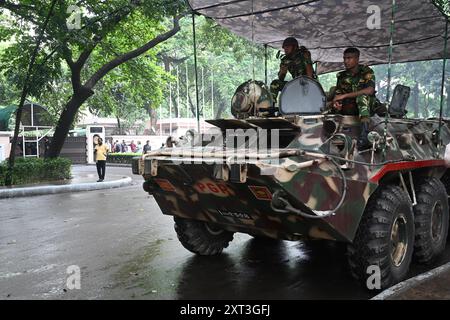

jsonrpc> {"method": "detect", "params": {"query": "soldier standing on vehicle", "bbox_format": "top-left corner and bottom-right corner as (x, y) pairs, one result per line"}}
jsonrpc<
(270, 37), (316, 103)
(331, 47), (376, 150)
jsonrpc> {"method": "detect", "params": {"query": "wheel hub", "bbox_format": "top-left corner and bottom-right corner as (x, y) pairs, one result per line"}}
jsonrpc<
(205, 223), (224, 235)
(431, 202), (444, 243)
(390, 214), (408, 267)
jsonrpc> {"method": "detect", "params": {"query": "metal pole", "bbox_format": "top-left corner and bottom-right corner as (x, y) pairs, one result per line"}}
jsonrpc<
(177, 66), (180, 119)
(169, 65), (173, 136)
(192, 13), (201, 132)
(264, 44), (268, 85)
(186, 60), (189, 118)
(438, 20), (449, 146)
(202, 67), (205, 119)
(386, 0), (396, 102)
(382, 0), (396, 161)
(159, 103), (162, 136)
(31, 102), (34, 127)
(211, 69), (214, 119)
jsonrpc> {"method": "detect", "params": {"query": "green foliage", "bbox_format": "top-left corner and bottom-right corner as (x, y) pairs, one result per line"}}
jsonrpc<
(157, 16), (280, 120)
(0, 157), (72, 186)
(107, 153), (139, 164)
(1, 0), (449, 131)
(433, 0), (450, 18)
(0, 0), (187, 144)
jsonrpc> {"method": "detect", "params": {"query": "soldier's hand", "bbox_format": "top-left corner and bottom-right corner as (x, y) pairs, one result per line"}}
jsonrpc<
(333, 101), (343, 111)
(333, 94), (347, 102)
(280, 65), (288, 74)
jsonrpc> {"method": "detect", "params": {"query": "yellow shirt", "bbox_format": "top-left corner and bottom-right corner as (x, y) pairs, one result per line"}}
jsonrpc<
(95, 144), (109, 161)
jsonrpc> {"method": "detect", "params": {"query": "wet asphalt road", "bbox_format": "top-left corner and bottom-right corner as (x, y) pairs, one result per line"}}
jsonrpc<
(1, 166), (450, 300)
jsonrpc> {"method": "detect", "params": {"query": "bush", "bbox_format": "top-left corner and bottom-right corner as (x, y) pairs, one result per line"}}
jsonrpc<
(0, 157), (72, 186)
(107, 153), (141, 164)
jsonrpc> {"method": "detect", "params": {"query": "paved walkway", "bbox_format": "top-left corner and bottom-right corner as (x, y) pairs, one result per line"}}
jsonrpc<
(372, 262), (450, 300)
(0, 165), (133, 199)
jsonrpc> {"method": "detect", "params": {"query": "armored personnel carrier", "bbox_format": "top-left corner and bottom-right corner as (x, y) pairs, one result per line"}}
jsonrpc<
(133, 0), (450, 290)
(133, 77), (450, 289)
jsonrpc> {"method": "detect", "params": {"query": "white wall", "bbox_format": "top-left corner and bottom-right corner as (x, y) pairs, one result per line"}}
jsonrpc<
(0, 133), (12, 161)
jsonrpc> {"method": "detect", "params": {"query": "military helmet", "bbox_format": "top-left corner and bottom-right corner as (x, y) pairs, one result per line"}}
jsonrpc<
(282, 37), (299, 48)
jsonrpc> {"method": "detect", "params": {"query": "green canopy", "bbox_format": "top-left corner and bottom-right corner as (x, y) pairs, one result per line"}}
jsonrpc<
(0, 103), (52, 131)
(0, 105), (16, 131)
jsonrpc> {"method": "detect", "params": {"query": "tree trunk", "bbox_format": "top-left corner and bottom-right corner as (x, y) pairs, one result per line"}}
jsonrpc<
(116, 116), (122, 135)
(47, 88), (93, 158)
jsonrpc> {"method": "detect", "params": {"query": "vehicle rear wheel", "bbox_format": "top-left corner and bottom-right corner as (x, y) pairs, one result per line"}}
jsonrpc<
(413, 178), (449, 264)
(174, 217), (234, 255)
(347, 185), (414, 290)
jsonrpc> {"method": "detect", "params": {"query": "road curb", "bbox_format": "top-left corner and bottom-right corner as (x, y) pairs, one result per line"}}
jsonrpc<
(371, 262), (450, 300)
(0, 177), (133, 199)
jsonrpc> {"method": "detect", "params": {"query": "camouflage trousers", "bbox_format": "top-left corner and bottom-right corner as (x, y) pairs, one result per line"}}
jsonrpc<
(340, 95), (375, 117)
(356, 94), (375, 118)
(270, 79), (287, 102)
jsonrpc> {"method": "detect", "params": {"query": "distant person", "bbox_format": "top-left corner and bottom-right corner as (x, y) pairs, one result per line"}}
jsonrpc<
(42, 136), (51, 158)
(106, 138), (112, 153)
(165, 136), (175, 148)
(94, 137), (109, 182)
(121, 140), (128, 153)
(130, 140), (137, 153)
(136, 141), (143, 154)
(143, 140), (152, 154)
(114, 140), (120, 153)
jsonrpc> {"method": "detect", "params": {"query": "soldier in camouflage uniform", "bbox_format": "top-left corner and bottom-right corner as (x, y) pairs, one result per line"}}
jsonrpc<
(270, 37), (316, 102)
(331, 47), (376, 150)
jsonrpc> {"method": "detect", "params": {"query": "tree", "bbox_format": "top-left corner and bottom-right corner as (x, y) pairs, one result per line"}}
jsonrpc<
(0, 0), (186, 157)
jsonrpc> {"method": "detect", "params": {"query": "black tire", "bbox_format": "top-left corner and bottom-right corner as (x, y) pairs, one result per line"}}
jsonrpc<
(174, 217), (234, 255)
(347, 185), (414, 290)
(413, 178), (449, 264)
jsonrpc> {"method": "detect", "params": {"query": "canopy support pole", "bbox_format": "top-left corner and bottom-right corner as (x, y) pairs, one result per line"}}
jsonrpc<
(386, 0), (396, 102)
(264, 44), (268, 85)
(438, 20), (449, 148)
(382, 0), (396, 160)
(192, 13), (201, 133)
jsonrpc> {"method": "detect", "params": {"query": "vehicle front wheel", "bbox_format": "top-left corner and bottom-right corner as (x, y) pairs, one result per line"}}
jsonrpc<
(413, 178), (449, 264)
(347, 185), (415, 290)
(174, 217), (234, 255)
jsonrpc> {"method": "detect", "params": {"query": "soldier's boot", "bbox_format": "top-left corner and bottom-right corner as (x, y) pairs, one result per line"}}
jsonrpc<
(357, 118), (371, 151)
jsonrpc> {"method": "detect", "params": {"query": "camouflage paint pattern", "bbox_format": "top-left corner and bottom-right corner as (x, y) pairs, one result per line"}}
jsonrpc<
(134, 112), (450, 243)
